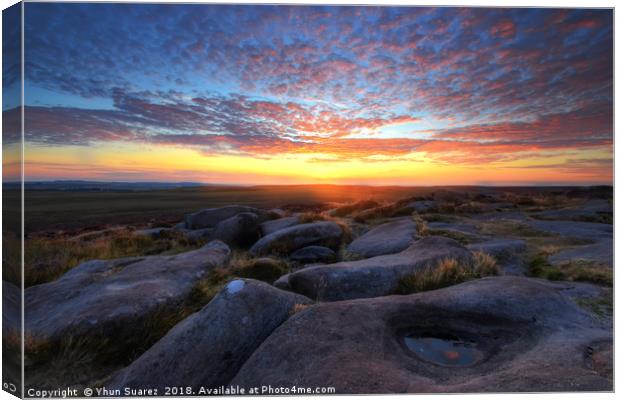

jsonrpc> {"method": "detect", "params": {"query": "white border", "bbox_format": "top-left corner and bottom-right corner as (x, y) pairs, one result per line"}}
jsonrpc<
(0, 2), (616, 400)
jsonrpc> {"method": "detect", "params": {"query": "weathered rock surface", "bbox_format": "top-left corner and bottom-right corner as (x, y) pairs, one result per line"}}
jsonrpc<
(549, 238), (613, 267)
(406, 200), (437, 213)
(232, 276), (611, 393)
(533, 199), (612, 222)
(288, 236), (473, 301)
(347, 218), (419, 258)
(273, 273), (292, 291)
(184, 205), (263, 230)
(182, 227), (213, 243)
(213, 212), (260, 247)
(260, 216), (300, 236)
(108, 279), (311, 391)
(525, 220), (612, 241)
(468, 239), (527, 275)
(25, 241), (231, 344)
(250, 221), (343, 256)
(290, 246), (337, 264)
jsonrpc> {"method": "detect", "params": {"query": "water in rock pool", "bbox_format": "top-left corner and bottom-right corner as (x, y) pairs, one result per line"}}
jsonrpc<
(404, 336), (483, 367)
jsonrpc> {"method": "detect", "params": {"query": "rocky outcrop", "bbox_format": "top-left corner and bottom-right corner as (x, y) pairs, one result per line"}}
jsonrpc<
(184, 205), (263, 230)
(260, 216), (300, 236)
(25, 241), (231, 346)
(212, 212), (260, 248)
(347, 218), (419, 258)
(250, 221), (343, 256)
(290, 246), (337, 264)
(108, 279), (311, 391)
(232, 276), (611, 393)
(288, 236), (473, 301)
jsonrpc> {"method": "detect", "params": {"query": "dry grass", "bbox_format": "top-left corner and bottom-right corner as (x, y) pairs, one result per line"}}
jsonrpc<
(332, 200), (379, 217)
(297, 212), (329, 224)
(576, 288), (613, 318)
(23, 229), (204, 287)
(477, 220), (552, 238)
(395, 252), (498, 294)
(411, 214), (429, 236)
(189, 250), (291, 308)
(527, 254), (612, 286)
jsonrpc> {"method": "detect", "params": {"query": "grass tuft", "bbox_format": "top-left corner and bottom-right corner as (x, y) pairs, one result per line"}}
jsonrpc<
(395, 251), (498, 294)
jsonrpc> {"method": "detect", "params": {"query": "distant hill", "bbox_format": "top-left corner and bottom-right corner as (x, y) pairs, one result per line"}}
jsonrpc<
(5, 180), (213, 192)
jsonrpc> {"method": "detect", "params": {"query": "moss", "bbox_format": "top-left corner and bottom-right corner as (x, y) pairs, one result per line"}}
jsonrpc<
(395, 252), (498, 294)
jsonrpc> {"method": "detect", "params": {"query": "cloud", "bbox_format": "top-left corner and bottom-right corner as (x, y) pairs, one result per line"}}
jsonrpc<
(16, 4), (612, 175)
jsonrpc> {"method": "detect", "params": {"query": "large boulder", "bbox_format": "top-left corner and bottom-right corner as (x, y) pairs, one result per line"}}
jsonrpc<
(250, 221), (343, 256)
(260, 216), (300, 236)
(213, 212), (260, 248)
(25, 241), (231, 346)
(347, 217), (419, 258)
(108, 279), (311, 391)
(290, 246), (337, 265)
(182, 227), (213, 243)
(184, 205), (263, 230)
(232, 277), (611, 393)
(288, 236), (473, 301)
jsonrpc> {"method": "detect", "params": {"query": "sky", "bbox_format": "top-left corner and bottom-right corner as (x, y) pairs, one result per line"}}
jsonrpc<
(2, 3), (613, 185)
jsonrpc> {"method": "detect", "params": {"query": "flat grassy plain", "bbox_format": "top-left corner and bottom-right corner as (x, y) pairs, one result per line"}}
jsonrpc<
(6, 184), (606, 234)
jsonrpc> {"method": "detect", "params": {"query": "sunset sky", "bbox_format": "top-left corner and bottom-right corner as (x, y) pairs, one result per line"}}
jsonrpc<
(3, 4), (613, 185)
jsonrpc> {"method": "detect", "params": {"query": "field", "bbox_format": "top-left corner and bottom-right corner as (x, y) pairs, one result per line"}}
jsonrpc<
(3, 185), (608, 234)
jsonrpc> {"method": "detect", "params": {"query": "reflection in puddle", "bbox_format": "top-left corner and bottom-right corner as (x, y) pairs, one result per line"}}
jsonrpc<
(404, 336), (483, 366)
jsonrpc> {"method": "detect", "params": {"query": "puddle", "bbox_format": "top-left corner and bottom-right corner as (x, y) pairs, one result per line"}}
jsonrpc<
(404, 336), (483, 367)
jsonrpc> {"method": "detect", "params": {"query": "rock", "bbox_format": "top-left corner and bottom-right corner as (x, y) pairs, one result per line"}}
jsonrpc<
(108, 279), (311, 391)
(532, 199), (612, 222)
(25, 241), (231, 346)
(290, 246), (337, 264)
(184, 205), (263, 230)
(468, 239), (527, 275)
(173, 221), (186, 230)
(407, 200), (437, 213)
(213, 212), (260, 248)
(182, 227), (213, 243)
(549, 238), (613, 267)
(134, 227), (173, 239)
(250, 221), (343, 256)
(260, 216), (300, 236)
(232, 257), (289, 284)
(427, 221), (479, 235)
(232, 276), (611, 393)
(288, 236), (473, 301)
(347, 218), (419, 258)
(524, 220), (612, 241)
(273, 273), (291, 291)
